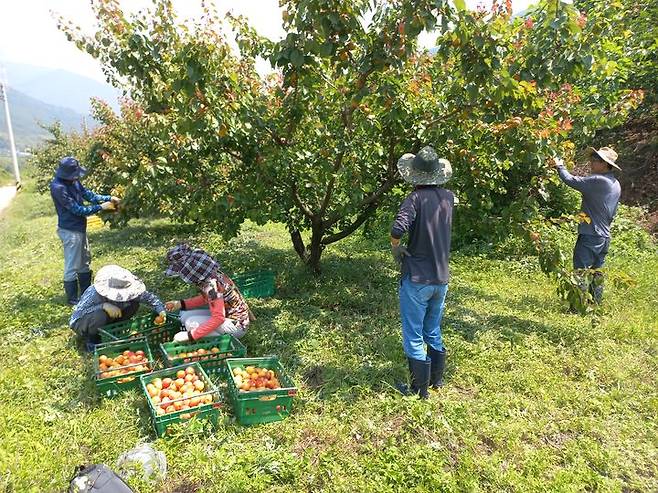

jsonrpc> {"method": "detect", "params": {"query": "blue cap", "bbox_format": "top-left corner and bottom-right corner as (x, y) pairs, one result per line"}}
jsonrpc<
(55, 157), (87, 180)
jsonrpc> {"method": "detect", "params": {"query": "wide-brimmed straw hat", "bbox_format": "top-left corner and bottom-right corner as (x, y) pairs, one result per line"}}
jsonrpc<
(397, 146), (452, 185)
(94, 265), (146, 302)
(590, 146), (621, 170)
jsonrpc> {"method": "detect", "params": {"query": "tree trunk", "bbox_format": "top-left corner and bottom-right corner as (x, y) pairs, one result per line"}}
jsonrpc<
(290, 229), (306, 260)
(307, 224), (324, 274)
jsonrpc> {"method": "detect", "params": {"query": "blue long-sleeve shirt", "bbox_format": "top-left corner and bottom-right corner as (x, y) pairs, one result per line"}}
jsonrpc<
(557, 166), (621, 238)
(50, 177), (110, 233)
(70, 286), (165, 328)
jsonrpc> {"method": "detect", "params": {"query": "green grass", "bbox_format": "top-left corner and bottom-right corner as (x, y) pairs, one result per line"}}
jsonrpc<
(0, 183), (656, 493)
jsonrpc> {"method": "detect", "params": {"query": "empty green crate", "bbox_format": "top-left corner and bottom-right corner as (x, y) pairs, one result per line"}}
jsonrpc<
(99, 312), (181, 346)
(225, 357), (297, 425)
(94, 337), (155, 398)
(232, 270), (276, 298)
(160, 335), (247, 375)
(140, 362), (221, 437)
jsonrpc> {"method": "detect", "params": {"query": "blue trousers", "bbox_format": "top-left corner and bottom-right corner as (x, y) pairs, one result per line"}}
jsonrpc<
(399, 275), (448, 360)
(573, 234), (610, 269)
(57, 228), (91, 281)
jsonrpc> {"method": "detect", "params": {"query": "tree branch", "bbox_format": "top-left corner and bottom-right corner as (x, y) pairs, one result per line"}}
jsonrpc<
(320, 202), (380, 245)
(291, 180), (315, 219)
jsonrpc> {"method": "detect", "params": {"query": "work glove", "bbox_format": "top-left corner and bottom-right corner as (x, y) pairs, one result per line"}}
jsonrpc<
(154, 311), (167, 325)
(165, 300), (181, 311)
(102, 303), (122, 319)
(173, 331), (190, 343)
(100, 201), (115, 211)
(552, 156), (565, 168)
(110, 196), (121, 205)
(392, 244), (410, 265)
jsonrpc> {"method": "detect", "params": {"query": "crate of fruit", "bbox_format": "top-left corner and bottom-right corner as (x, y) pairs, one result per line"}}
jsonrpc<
(94, 337), (155, 397)
(160, 335), (247, 375)
(98, 312), (181, 346)
(225, 357), (297, 426)
(140, 363), (221, 437)
(232, 270), (276, 299)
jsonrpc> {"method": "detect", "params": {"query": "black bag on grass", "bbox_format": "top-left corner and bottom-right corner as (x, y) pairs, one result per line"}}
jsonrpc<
(68, 464), (134, 493)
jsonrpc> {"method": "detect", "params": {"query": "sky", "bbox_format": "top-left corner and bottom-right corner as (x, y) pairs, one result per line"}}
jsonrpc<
(0, 0), (535, 84)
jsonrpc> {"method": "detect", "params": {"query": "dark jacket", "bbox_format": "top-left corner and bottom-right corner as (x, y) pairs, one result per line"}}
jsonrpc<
(391, 186), (454, 285)
(50, 177), (109, 233)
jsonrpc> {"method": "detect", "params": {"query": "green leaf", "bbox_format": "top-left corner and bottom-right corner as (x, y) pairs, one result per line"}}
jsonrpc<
(290, 49), (305, 67)
(454, 0), (466, 11)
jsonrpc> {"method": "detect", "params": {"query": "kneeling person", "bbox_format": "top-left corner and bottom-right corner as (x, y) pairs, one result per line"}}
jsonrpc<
(70, 265), (166, 350)
(164, 244), (250, 343)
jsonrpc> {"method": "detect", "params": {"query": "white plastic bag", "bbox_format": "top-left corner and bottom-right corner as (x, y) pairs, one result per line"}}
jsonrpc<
(116, 443), (167, 484)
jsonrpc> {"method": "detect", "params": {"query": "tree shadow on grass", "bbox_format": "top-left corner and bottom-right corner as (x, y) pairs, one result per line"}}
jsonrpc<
(444, 284), (589, 347)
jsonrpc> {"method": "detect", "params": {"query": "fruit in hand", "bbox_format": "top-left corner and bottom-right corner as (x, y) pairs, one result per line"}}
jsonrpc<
(232, 366), (282, 392)
(98, 349), (150, 379)
(146, 366), (214, 415)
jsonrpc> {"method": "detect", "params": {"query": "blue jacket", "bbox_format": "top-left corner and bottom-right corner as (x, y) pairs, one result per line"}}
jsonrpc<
(557, 166), (621, 238)
(50, 177), (110, 233)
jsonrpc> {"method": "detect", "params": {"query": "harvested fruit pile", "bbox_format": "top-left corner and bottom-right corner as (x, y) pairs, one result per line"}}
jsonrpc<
(174, 347), (221, 362)
(98, 350), (150, 381)
(145, 366), (213, 419)
(232, 365), (282, 392)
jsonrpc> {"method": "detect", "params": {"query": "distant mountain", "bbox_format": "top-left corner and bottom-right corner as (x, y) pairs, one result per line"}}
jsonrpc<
(0, 87), (88, 151)
(3, 61), (121, 115)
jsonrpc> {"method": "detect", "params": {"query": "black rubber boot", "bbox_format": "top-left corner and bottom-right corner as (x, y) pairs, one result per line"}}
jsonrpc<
(64, 280), (79, 306)
(396, 357), (430, 399)
(78, 271), (93, 296)
(590, 271), (604, 305)
(428, 346), (446, 389)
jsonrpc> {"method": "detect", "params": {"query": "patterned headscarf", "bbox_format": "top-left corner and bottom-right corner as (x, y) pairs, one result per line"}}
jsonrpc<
(165, 243), (220, 285)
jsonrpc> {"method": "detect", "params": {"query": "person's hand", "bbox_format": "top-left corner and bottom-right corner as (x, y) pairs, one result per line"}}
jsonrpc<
(551, 156), (565, 169)
(165, 300), (181, 312)
(154, 311), (167, 325)
(392, 244), (410, 265)
(100, 201), (115, 211)
(102, 303), (122, 319)
(173, 331), (189, 343)
(110, 196), (121, 205)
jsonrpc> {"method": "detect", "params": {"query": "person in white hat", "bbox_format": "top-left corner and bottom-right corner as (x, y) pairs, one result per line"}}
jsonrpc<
(553, 146), (622, 304)
(69, 265), (166, 351)
(390, 146), (455, 399)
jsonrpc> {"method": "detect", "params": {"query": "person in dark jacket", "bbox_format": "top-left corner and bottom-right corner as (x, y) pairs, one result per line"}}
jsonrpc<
(390, 146), (454, 399)
(553, 147), (621, 304)
(50, 157), (119, 305)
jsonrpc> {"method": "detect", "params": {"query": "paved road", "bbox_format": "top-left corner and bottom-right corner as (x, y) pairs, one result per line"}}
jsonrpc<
(0, 185), (17, 216)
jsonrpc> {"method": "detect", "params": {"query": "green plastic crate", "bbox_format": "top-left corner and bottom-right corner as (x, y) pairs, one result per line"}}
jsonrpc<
(94, 337), (154, 398)
(160, 335), (247, 375)
(98, 312), (181, 346)
(140, 362), (221, 437)
(225, 357), (297, 425)
(232, 270), (275, 299)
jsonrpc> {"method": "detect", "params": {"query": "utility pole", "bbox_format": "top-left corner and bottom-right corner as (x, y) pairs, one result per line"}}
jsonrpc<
(0, 68), (21, 187)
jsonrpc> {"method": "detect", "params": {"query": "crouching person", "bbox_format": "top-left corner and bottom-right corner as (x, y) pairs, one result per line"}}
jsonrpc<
(164, 244), (250, 343)
(70, 265), (166, 351)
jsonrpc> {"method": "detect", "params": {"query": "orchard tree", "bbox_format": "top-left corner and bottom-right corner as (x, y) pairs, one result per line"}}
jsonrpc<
(56, 0), (639, 272)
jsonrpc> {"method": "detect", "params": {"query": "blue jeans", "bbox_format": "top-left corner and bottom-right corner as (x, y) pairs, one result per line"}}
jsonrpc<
(57, 228), (91, 281)
(573, 234), (610, 269)
(399, 275), (448, 360)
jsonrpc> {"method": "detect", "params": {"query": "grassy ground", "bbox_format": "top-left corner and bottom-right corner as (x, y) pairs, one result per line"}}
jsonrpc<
(0, 183), (656, 493)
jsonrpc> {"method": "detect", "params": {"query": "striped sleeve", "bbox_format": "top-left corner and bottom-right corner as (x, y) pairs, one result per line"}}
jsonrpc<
(139, 290), (165, 313)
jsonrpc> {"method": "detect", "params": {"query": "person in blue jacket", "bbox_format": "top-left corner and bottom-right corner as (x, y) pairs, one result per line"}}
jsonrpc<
(553, 147), (621, 304)
(50, 157), (119, 305)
